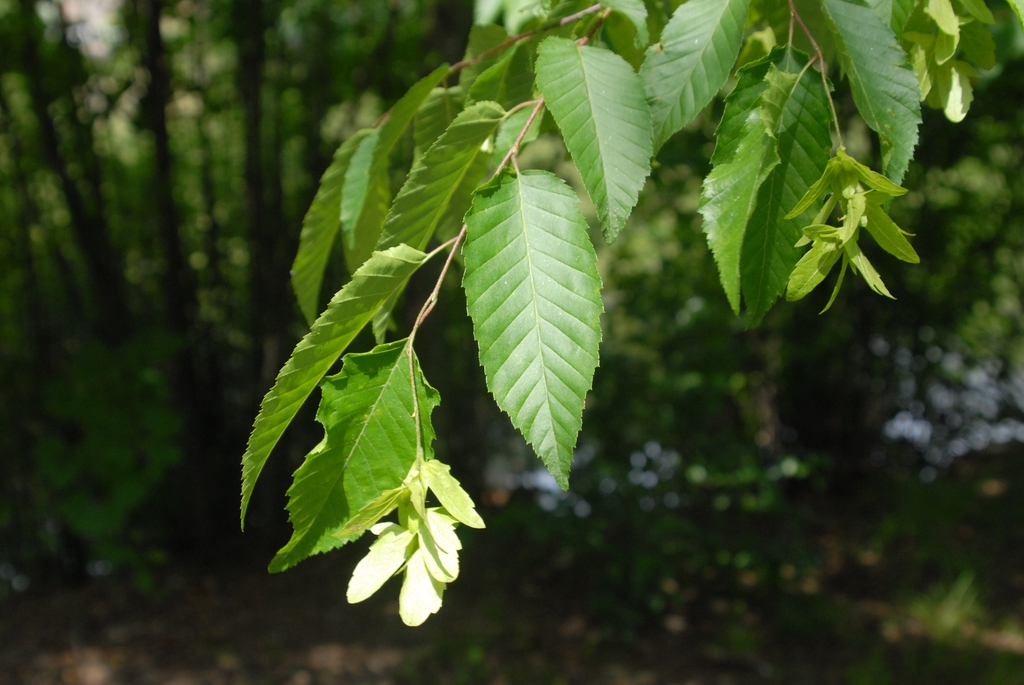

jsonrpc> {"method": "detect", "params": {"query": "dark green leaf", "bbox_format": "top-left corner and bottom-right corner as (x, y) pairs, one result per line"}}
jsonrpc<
(640, 0), (751, 152)
(822, 0), (922, 184)
(535, 37), (653, 241)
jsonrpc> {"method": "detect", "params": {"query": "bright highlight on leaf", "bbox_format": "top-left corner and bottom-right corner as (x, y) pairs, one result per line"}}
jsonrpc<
(240, 245), (428, 527)
(463, 170), (603, 489)
(535, 36), (653, 242)
(268, 338), (439, 573)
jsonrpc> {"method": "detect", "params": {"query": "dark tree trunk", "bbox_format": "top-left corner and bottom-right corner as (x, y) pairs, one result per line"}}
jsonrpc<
(18, 0), (131, 346)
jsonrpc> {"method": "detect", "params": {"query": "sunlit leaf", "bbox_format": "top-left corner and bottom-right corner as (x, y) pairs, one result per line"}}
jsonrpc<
(269, 338), (439, 572)
(463, 170), (603, 488)
(347, 524), (415, 603)
(240, 246), (428, 526)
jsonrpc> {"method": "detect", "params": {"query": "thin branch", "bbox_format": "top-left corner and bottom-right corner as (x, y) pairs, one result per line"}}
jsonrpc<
(788, 0), (843, 148)
(446, 3), (603, 81)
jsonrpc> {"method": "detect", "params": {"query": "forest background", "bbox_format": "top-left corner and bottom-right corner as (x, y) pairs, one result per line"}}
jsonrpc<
(3, 0), (1024, 682)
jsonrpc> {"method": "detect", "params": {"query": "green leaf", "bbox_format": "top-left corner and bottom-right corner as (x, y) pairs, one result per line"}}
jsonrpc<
(958, 0), (994, 24)
(960, 19), (996, 70)
(699, 79), (780, 314)
(240, 245), (428, 527)
(640, 0), (752, 152)
(741, 56), (834, 324)
(1008, 0), (1024, 32)
(347, 524), (415, 603)
(535, 37), (653, 242)
(463, 170), (603, 488)
(468, 42), (536, 109)
(925, 0), (959, 37)
(866, 0), (917, 36)
(341, 132), (391, 274)
(822, 0), (922, 184)
(424, 460), (485, 528)
(415, 87), (465, 159)
(602, 0), (649, 47)
(786, 240), (843, 301)
(291, 129), (373, 325)
(492, 104), (544, 164)
(341, 66), (450, 273)
(460, 24), (510, 92)
(474, 0), (505, 25)
(268, 338), (440, 572)
(376, 101), (506, 253)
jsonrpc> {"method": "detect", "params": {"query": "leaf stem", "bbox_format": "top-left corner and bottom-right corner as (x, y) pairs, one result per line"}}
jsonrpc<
(787, 0), (844, 148)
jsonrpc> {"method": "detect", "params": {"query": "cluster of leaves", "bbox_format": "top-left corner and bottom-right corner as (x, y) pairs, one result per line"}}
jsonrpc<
(240, 0), (1024, 624)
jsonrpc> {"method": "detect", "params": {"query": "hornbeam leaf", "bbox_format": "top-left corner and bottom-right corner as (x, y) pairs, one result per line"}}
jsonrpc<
(602, 0), (649, 47)
(640, 0), (751, 152)
(269, 339), (440, 572)
(240, 245), (428, 526)
(468, 42), (536, 109)
(463, 170), (603, 488)
(787, 240), (843, 301)
(698, 58), (784, 315)
(342, 66), (450, 273)
(535, 37), (653, 242)
(292, 129), (373, 325)
(741, 54), (834, 324)
(822, 0), (922, 184)
(376, 101), (506, 253)
(424, 460), (485, 529)
(459, 24), (510, 92)
(415, 87), (465, 159)
(341, 132), (390, 274)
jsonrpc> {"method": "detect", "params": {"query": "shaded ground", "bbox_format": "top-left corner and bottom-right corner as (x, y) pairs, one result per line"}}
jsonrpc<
(4, 450), (1024, 685)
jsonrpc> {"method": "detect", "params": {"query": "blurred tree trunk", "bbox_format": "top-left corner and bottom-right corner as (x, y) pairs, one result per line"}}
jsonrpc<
(17, 0), (131, 346)
(133, 0), (223, 540)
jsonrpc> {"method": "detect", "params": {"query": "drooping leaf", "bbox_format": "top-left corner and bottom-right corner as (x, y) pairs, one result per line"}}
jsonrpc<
(960, 19), (996, 70)
(462, 170), (603, 488)
(958, 0), (994, 24)
(741, 56), (834, 324)
(292, 129), (373, 325)
(376, 101), (506, 253)
(414, 87), (465, 159)
(269, 339), (440, 572)
(822, 0), (922, 184)
(468, 42), (536, 109)
(640, 0), (752, 152)
(602, 0), (649, 47)
(342, 66), (450, 272)
(341, 131), (391, 274)
(459, 23), (510, 93)
(535, 37), (653, 242)
(240, 245), (428, 526)
(844, 239), (894, 298)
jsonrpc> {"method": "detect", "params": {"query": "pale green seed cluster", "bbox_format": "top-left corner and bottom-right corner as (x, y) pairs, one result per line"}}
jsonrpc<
(344, 460), (485, 626)
(786, 148), (919, 311)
